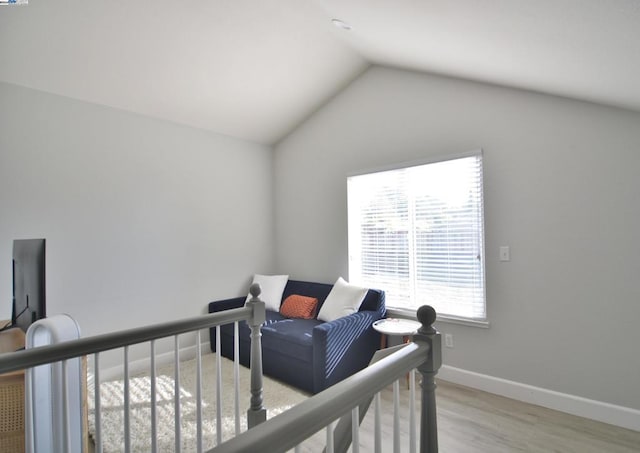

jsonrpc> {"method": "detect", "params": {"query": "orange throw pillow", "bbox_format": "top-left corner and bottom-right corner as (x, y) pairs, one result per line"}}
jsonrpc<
(280, 295), (319, 320)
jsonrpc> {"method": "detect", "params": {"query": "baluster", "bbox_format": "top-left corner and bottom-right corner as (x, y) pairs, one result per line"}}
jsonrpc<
(150, 340), (158, 453)
(61, 359), (69, 453)
(374, 392), (382, 453)
(234, 321), (241, 435)
(352, 406), (360, 453)
(94, 353), (103, 453)
(196, 330), (203, 453)
(246, 283), (267, 427)
(326, 420), (335, 453)
(410, 368), (416, 453)
(216, 325), (223, 444)
(124, 346), (131, 453)
(414, 305), (442, 453)
(393, 379), (400, 453)
(174, 335), (181, 452)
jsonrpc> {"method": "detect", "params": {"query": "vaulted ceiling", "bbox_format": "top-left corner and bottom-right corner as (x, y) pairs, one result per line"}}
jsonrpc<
(1, 1), (639, 145)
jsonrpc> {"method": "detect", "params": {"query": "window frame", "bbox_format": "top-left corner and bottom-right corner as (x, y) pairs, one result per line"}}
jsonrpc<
(347, 149), (488, 326)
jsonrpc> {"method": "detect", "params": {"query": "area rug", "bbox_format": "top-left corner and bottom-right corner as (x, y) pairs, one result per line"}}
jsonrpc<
(87, 353), (308, 452)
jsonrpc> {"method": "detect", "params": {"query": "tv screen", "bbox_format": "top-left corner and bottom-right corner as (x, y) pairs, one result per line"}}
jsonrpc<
(12, 238), (46, 333)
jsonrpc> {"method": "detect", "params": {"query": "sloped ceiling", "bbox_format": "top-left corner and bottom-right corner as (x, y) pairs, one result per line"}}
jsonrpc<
(1, 0), (639, 145)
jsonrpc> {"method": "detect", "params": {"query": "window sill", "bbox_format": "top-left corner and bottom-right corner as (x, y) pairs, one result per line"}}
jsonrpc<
(385, 307), (490, 329)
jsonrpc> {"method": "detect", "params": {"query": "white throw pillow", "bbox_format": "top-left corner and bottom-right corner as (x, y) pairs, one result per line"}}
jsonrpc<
(245, 274), (289, 312)
(317, 277), (368, 322)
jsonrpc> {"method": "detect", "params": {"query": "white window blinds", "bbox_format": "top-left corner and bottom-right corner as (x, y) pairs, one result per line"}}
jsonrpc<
(348, 153), (486, 320)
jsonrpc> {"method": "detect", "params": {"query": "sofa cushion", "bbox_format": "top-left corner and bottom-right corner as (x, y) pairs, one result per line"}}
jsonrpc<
(280, 295), (318, 319)
(264, 310), (288, 324)
(245, 274), (289, 311)
(317, 277), (368, 322)
(222, 311), (318, 363)
(281, 280), (333, 307)
(261, 318), (322, 363)
(222, 309), (287, 341)
(281, 280), (385, 316)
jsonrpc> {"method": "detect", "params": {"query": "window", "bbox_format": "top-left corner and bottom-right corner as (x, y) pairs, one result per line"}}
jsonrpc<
(348, 152), (486, 321)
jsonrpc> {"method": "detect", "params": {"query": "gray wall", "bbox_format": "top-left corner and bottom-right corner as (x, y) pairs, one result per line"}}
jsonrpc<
(274, 66), (640, 410)
(0, 82), (274, 364)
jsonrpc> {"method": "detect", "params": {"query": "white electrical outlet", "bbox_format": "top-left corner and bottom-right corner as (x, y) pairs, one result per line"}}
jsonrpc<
(444, 333), (454, 348)
(500, 246), (510, 261)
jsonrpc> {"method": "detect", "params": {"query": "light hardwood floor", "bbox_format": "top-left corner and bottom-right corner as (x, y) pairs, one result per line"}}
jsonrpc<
(433, 379), (640, 453)
(299, 378), (640, 452)
(87, 373), (640, 452)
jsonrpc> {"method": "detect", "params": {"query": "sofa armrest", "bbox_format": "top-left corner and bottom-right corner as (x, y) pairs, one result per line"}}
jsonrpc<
(312, 310), (383, 393)
(208, 297), (245, 353)
(208, 297), (246, 313)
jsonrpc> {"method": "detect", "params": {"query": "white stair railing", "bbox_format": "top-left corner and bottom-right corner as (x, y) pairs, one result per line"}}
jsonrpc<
(210, 305), (442, 453)
(0, 291), (441, 453)
(0, 287), (268, 453)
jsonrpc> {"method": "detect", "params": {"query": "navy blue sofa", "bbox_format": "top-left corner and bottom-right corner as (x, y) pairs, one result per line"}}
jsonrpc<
(209, 280), (386, 394)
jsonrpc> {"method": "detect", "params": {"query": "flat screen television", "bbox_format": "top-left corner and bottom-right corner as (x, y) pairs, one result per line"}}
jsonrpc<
(11, 238), (46, 333)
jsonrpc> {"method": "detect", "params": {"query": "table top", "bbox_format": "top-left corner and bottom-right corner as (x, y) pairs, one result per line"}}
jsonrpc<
(0, 324), (26, 378)
(0, 324), (25, 354)
(372, 318), (421, 336)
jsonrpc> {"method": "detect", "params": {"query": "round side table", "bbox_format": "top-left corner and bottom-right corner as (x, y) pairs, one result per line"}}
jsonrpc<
(372, 318), (421, 349)
(373, 318), (422, 388)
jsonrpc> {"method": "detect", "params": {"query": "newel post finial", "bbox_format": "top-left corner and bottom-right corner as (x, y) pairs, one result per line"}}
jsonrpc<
(417, 305), (437, 335)
(249, 283), (262, 301)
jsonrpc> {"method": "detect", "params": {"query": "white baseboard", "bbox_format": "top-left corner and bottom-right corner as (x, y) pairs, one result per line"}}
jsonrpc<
(437, 365), (640, 432)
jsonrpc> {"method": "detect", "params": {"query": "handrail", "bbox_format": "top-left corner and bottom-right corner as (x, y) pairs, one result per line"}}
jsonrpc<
(210, 304), (442, 453)
(0, 305), (252, 374)
(211, 340), (430, 452)
(0, 293), (441, 453)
